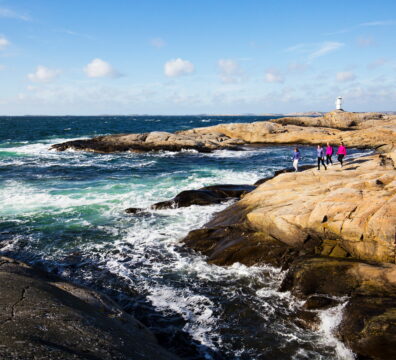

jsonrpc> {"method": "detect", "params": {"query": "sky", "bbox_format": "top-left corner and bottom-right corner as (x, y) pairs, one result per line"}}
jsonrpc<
(0, 0), (396, 115)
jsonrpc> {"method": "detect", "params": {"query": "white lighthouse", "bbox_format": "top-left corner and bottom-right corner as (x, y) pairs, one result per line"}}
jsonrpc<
(335, 96), (343, 111)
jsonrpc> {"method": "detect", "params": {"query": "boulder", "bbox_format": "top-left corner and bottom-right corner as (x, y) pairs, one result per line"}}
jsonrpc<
(0, 256), (178, 360)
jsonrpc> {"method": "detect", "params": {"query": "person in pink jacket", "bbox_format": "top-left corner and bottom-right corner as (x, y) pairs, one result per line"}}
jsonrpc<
(325, 142), (333, 165)
(337, 142), (347, 167)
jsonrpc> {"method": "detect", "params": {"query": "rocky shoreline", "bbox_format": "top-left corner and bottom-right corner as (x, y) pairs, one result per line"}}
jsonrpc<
(15, 111), (396, 359)
(181, 151), (396, 359)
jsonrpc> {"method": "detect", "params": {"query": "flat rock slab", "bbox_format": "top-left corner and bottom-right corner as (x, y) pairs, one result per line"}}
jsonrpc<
(0, 257), (178, 360)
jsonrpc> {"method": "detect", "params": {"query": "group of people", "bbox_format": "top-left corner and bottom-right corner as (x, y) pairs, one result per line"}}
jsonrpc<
(292, 142), (347, 172)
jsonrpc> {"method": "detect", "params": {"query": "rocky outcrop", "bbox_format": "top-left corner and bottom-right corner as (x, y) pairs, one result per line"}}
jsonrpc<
(150, 184), (255, 209)
(51, 131), (244, 153)
(270, 111), (394, 129)
(182, 152), (396, 360)
(0, 256), (178, 360)
(124, 185), (255, 213)
(184, 114), (396, 151)
(51, 111), (396, 154)
(184, 153), (396, 265)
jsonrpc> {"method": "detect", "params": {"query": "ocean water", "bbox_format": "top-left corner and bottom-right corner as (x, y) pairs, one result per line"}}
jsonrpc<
(0, 116), (369, 359)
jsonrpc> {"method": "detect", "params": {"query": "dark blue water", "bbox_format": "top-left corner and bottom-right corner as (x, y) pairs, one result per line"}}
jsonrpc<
(0, 116), (366, 359)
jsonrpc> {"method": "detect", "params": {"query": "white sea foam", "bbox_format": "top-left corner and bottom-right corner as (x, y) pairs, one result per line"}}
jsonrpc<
(317, 302), (355, 360)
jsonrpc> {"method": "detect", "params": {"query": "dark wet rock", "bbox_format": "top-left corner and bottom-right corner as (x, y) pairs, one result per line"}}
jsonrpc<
(151, 184), (255, 209)
(279, 257), (396, 359)
(0, 256), (178, 360)
(125, 207), (145, 214)
(302, 295), (340, 310)
(338, 296), (396, 360)
(279, 257), (396, 298)
(183, 224), (297, 267)
(293, 309), (320, 330)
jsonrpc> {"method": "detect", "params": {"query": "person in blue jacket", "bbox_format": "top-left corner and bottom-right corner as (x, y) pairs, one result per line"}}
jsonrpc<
(292, 147), (301, 172)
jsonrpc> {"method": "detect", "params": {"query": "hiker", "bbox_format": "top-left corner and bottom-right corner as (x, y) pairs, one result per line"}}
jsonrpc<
(292, 147), (301, 172)
(317, 145), (327, 170)
(325, 142), (333, 165)
(337, 142), (347, 167)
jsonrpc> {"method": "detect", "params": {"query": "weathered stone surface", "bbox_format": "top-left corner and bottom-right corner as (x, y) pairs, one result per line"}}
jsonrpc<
(0, 256), (178, 360)
(151, 184), (255, 209)
(191, 153), (396, 264)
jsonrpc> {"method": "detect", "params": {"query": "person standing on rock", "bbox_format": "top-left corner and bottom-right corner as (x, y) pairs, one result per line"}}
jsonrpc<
(325, 142), (333, 165)
(337, 142), (347, 167)
(317, 145), (327, 170)
(292, 147), (301, 172)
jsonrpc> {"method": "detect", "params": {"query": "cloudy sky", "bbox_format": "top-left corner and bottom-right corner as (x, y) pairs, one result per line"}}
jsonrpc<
(1, 0), (396, 115)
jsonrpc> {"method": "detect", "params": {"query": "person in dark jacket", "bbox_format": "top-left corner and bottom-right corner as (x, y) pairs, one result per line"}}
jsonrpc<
(317, 145), (327, 170)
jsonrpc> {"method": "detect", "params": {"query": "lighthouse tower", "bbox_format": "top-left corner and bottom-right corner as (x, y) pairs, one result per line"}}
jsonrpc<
(335, 96), (343, 111)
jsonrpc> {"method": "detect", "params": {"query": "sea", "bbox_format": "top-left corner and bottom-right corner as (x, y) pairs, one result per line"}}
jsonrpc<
(0, 115), (370, 359)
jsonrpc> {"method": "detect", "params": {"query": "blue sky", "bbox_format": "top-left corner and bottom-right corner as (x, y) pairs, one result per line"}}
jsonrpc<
(0, 0), (396, 114)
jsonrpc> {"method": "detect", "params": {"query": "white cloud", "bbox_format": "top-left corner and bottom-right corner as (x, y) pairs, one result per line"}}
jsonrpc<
(84, 58), (119, 78)
(368, 57), (387, 69)
(164, 58), (194, 77)
(265, 68), (284, 83)
(286, 42), (344, 61)
(0, 7), (30, 21)
(0, 35), (10, 50)
(336, 71), (356, 82)
(217, 59), (243, 83)
(28, 66), (61, 83)
(150, 37), (166, 48)
(0, 64), (5, 71)
(357, 36), (376, 47)
(309, 42), (344, 59)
